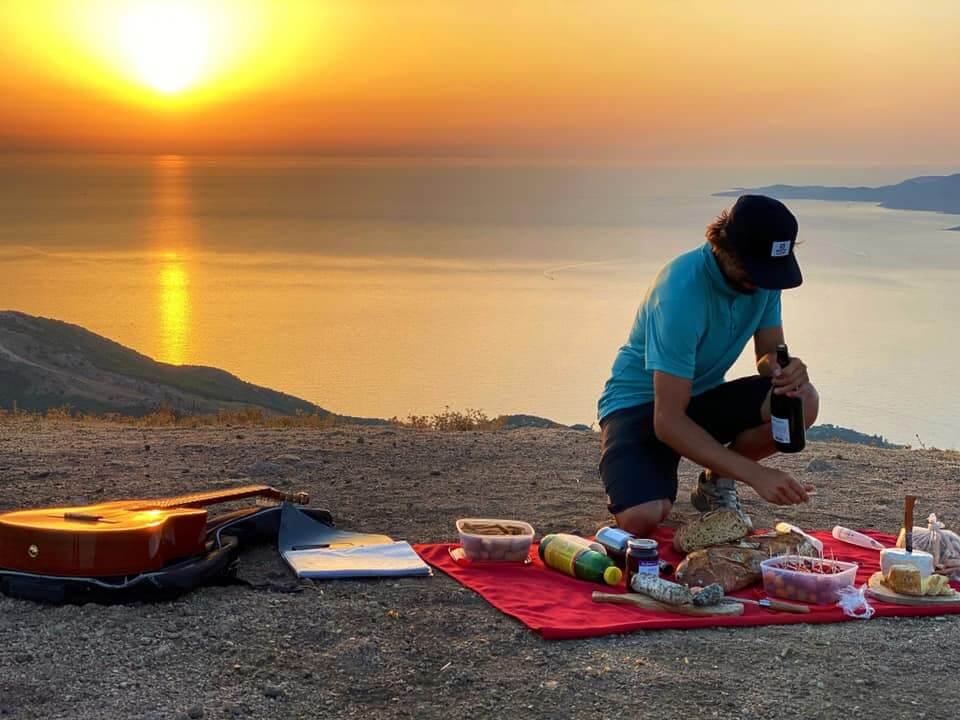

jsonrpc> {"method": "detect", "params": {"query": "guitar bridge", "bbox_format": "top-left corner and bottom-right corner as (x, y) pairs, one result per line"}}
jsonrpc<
(62, 512), (104, 522)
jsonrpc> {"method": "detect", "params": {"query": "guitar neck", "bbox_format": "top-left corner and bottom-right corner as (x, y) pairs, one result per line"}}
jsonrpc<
(136, 485), (309, 510)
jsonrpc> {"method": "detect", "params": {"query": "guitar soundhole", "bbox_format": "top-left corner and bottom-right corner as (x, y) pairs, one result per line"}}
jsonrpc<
(27, 544), (39, 559)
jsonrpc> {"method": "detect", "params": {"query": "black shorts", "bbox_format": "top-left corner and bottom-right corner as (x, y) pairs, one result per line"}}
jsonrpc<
(598, 375), (772, 514)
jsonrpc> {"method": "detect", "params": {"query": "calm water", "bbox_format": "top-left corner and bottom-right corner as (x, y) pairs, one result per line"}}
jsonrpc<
(3, 154), (959, 448)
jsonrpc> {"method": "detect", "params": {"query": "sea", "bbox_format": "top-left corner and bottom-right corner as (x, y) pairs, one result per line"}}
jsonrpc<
(3, 154), (959, 449)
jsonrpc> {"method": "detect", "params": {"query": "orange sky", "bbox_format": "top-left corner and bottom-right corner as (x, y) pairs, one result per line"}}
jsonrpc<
(1, 1), (958, 163)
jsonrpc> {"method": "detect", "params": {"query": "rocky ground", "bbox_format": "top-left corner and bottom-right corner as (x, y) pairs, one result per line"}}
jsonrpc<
(1, 418), (959, 719)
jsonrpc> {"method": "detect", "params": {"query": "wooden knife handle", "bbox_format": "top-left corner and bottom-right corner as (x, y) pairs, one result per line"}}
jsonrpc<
(905, 495), (918, 552)
(764, 598), (811, 614)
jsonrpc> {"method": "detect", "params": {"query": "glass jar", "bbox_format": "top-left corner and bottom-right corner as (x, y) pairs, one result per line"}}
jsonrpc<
(625, 538), (659, 588)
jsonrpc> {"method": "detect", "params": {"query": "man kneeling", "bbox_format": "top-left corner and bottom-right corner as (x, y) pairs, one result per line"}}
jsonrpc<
(597, 195), (818, 536)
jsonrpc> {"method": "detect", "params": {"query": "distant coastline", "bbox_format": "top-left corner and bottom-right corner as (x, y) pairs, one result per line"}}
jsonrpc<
(715, 172), (960, 228)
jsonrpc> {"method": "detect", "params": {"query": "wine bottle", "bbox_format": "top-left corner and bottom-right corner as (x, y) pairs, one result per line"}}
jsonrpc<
(770, 343), (805, 453)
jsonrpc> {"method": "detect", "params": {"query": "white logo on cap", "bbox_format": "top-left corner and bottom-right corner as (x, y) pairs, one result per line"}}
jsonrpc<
(771, 241), (791, 257)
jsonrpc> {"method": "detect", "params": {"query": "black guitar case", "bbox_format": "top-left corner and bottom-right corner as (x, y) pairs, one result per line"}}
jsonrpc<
(0, 505), (333, 605)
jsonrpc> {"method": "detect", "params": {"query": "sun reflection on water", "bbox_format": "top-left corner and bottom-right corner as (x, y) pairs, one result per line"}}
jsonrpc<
(158, 259), (190, 365)
(149, 156), (194, 365)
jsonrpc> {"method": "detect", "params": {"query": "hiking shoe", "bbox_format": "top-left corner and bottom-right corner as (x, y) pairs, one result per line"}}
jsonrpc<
(690, 471), (753, 529)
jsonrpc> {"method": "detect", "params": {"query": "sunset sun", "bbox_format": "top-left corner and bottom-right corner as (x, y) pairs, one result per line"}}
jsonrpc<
(119, 3), (212, 94)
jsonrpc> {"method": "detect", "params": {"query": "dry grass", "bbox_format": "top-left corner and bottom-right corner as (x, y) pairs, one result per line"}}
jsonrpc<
(0, 404), (340, 429)
(0, 404), (507, 432)
(394, 407), (506, 431)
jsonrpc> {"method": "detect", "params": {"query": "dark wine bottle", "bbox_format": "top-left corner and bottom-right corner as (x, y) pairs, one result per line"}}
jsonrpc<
(770, 344), (805, 453)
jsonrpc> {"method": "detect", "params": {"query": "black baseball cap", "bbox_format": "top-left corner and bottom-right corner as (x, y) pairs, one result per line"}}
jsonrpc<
(725, 195), (802, 290)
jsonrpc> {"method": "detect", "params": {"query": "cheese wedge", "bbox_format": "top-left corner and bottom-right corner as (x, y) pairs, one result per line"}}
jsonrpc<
(921, 574), (953, 597)
(885, 564), (923, 596)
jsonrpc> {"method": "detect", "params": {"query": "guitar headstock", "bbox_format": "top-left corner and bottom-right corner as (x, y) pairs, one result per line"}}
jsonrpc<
(254, 490), (310, 508)
(289, 491), (310, 505)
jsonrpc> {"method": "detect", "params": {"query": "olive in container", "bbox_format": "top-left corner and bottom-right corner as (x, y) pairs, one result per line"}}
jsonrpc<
(456, 518), (535, 562)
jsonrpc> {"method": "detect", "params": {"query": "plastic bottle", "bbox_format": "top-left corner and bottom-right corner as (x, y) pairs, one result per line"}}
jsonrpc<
(538, 533), (623, 586)
(831, 526), (885, 551)
(562, 534), (607, 555)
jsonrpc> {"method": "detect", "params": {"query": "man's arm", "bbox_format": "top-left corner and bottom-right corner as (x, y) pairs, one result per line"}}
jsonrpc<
(754, 326), (785, 378)
(754, 325), (810, 398)
(652, 370), (809, 505)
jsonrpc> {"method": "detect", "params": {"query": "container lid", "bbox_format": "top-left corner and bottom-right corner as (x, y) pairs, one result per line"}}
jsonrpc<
(603, 566), (623, 585)
(627, 538), (658, 551)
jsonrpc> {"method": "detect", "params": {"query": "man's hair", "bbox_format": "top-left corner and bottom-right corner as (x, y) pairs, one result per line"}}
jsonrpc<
(705, 209), (732, 251)
(706, 210), (743, 271)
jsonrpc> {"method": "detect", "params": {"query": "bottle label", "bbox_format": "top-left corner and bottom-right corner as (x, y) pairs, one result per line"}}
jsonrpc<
(637, 559), (659, 577)
(771, 415), (791, 444)
(542, 539), (580, 575)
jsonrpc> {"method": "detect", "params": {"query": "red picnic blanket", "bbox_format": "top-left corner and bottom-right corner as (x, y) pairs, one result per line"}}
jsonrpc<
(414, 528), (960, 640)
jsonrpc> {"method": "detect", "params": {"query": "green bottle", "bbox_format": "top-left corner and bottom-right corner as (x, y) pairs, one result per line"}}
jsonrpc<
(538, 533), (623, 586)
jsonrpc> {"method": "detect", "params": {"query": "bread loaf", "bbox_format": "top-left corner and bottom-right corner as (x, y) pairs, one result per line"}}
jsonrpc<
(740, 530), (818, 558)
(885, 564), (923, 596)
(675, 546), (766, 592)
(673, 510), (751, 553)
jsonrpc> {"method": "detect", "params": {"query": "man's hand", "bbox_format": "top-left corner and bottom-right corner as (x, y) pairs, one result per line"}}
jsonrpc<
(772, 356), (809, 397)
(744, 466), (814, 505)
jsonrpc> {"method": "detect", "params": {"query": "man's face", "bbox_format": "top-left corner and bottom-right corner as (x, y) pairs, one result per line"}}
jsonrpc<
(716, 251), (759, 295)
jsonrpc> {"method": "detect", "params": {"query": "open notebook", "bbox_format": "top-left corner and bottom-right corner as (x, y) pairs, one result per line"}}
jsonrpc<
(278, 503), (430, 579)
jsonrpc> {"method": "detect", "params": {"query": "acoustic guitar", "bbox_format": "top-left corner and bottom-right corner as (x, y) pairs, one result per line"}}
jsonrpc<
(0, 485), (309, 577)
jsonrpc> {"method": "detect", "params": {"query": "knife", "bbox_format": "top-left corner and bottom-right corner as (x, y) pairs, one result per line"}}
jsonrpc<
(733, 596), (810, 614)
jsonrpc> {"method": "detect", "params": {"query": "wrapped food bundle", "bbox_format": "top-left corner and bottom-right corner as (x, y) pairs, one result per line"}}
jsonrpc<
(895, 514), (960, 576)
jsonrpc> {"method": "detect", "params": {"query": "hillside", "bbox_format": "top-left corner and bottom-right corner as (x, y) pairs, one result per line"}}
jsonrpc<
(715, 172), (960, 219)
(0, 311), (376, 421)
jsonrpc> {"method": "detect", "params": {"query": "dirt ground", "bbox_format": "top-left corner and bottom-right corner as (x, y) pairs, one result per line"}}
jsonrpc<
(1, 419), (959, 720)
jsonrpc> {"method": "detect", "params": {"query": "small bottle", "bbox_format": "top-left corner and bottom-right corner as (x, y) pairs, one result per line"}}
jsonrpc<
(770, 344), (805, 453)
(625, 538), (660, 587)
(832, 526), (885, 551)
(596, 526), (635, 568)
(538, 534), (623, 586)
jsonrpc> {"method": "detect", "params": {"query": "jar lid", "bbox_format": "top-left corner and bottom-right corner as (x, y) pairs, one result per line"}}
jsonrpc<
(627, 538), (658, 551)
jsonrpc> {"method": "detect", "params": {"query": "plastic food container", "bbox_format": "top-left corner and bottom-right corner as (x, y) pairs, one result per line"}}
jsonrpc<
(456, 518), (534, 563)
(761, 555), (858, 605)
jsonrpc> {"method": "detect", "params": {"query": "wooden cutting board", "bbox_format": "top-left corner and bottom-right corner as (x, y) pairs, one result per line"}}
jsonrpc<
(867, 572), (960, 606)
(592, 591), (744, 616)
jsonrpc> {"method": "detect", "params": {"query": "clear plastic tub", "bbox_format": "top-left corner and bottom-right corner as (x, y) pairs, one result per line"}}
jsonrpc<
(456, 518), (534, 563)
(761, 555), (858, 605)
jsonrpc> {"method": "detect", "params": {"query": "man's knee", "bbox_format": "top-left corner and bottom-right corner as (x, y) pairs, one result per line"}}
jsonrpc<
(801, 383), (819, 428)
(614, 499), (672, 536)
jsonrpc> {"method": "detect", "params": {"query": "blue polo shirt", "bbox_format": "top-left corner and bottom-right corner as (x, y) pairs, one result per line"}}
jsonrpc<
(597, 243), (782, 421)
